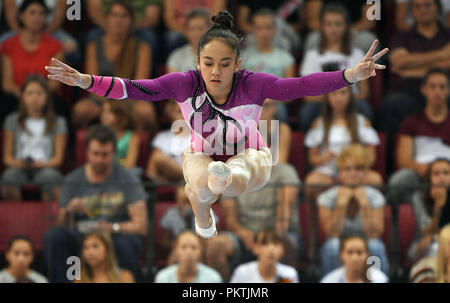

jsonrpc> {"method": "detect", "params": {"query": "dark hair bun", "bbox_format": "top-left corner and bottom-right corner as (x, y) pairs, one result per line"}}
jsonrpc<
(211, 10), (234, 31)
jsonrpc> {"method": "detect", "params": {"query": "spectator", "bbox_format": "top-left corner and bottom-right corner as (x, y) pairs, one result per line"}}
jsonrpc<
(146, 99), (190, 183)
(410, 223), (450, 283)
(0, 235), (48, 283)
(154, 231), (223, 283)
(380, 0), (450, 134)
(160, 184), (235, 282)
(221, 113), (301, 268)
(43, 125), (147, 283)
(100, 101), (141, 174)
(387, 68), (450, 207)
(229, 229), (299, 283)
(0, 0), (64, 123)
(318, 144), (388, 277)
(1, 0), (78, 55)
(86, 0), (160, 67)
(167, 9), (210, 73)
(408, 159), (450, 262)
(74, 1), (157, 132)
(298, 3), (372, 131)
(241, 9), (296, 124)
(396, 0), (450, 31)
(320, 234), (388, 283)
(236, 0), (302, 53)
(304, 0), (378, 53)
(75, 229), (135, 283)
(1, 75), (67, 202)
(163, 0), (226, 55)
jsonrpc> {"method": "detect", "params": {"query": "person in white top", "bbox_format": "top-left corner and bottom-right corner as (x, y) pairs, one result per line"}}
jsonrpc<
(167, 9), (210, 73)
(321, 234), (389, 283)
(0, 235), (48, 283)
(146, 99), (191, 183)
(298, 3), (372, 131)
(230, 229), (299, 283)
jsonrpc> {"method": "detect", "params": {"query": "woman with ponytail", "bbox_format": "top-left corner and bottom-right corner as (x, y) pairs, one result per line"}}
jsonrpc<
(46, 10), (389, 240)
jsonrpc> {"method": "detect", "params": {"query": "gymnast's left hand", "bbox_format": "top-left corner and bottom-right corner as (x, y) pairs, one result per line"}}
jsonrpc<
(345, 39), (389, 83)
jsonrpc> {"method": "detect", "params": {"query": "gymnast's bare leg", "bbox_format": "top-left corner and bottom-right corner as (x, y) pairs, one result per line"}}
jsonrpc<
(182, 146), (272, 238)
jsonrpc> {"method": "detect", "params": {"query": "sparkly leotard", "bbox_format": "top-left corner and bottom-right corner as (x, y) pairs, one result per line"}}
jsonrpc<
(87, 69), (351, 162)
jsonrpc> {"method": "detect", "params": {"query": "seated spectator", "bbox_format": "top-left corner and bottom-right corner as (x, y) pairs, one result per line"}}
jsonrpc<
(320, 234), (388, 283)
(304, 0), (378, 53)
(86, 0), (160, 66)
(236, 0), (302, 53)
(1, 0), (78, 55)
(100, 101), (141, 175)
(154, 231), (223, 283)
(229, 229), (299, 283)
(241, 10), (296, 124)
(0, 0), (64, 123)
(318, 144), (388, 277)
(43, 125), (147, 283)
(74, 0), (157, 132)
(396, 0), (450, 31)
(1, 75), (67, 202)
(167, 9), (210, 73)
(387, 68), (450, 207)
(160, 184), (235, 282)
(303, 86), (381, 233)
(146, 99), (190, 183)
(163, 0), (226, 56)
(380, 0), (450, 134)
(408, 159), (450, 262)
(75, 229), (135, 283)
(0, 235), (48, 283)
(298, 3), (372, 131)
(410, 223), (450, 283)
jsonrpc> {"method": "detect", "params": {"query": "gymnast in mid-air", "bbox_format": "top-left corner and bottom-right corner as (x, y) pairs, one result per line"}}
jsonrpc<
(46, 10), (388, 239)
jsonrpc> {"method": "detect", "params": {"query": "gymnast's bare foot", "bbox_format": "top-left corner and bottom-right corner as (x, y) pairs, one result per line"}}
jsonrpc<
(207, 161), (232, 195)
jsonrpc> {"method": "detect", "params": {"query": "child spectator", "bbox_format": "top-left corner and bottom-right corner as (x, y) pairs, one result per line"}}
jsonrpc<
(298, 3), (372, 131)
(0, 0), (64, 122)
(146, 99), (190, 183)
(229, 229), (299, 283)
(0, 235), (48, 283)
(387, 68), (450, 207)
(100, 101), (141, 174)
(160, 184), (235, 281)
(75, 229), (135, 283)
(74, 1), (157, 132)
(408, 159), (450, 262)
(167, 9), (210, 73)
(318, 144), (388, 277)
(163, 0), (226, 55)
(154, 231), (223, 283)
(1, 75), (67, 202)
(241, 10), (296, 124)
(320, 234), (388, 283)
(304, 0), (378, 53)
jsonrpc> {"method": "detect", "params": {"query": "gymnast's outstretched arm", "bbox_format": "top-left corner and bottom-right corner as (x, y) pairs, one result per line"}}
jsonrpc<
(45, 58), (192, 102)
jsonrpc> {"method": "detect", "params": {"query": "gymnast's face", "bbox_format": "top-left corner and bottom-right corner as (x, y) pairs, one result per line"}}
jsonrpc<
(197, 39), (242, 99)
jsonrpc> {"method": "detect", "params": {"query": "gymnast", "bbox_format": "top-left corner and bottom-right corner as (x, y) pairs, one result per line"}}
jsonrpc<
(45, 10), (389, 239)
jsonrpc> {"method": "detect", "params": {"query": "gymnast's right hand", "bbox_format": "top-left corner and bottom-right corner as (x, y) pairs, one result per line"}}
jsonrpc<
(45, 58), (92, 89)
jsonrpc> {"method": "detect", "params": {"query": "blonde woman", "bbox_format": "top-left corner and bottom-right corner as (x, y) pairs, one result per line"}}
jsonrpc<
(76, 229), (135, 283)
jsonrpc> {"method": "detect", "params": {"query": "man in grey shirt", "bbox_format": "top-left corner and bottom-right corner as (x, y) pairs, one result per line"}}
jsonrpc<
(43, 125), (147, 282)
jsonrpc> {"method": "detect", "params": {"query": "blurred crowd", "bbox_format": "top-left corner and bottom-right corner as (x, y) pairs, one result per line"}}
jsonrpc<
(0, 0), (449, 283)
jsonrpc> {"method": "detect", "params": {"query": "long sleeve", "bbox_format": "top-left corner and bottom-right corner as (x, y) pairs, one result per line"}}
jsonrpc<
(255, 69), (352, 102)
(86, 71), (193, 102)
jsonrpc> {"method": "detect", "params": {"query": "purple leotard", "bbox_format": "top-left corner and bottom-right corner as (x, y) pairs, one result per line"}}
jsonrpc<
(87, 69), (351, 161)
